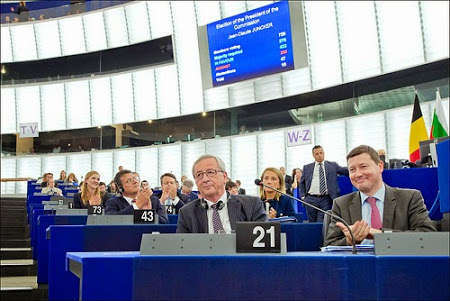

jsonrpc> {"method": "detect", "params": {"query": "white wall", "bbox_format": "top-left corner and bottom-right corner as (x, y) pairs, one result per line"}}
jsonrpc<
(1, 1), (449, 133)
(2, 98), (448, 195)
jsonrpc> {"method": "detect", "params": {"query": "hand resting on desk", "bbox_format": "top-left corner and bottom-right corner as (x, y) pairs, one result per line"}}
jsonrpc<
(336, 221), (382, 245)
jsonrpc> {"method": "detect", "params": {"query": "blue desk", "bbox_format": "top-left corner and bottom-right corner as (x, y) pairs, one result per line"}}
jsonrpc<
(47, 224), (178, 301)
(27, 195), (51, 215)
(66, 251), (449, 301)
(34, 213), (177, 282)
(47, 223), (322, 300)
(31, 209), (53, 259)
(36, 215), (87, 283)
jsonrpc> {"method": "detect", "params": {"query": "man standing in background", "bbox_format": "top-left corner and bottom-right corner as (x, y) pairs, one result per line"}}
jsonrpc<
(299, 145), (348, 222)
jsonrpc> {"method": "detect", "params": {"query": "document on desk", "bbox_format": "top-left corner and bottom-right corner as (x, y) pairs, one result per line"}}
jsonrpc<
(321, 245), (374, 252)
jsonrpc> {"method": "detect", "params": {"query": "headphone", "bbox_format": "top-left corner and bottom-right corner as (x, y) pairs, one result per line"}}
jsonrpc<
(113, 171), (125, 194)
(200, 199), (225, 210)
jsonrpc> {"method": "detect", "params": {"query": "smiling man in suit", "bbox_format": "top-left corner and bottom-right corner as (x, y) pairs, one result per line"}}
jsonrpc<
(324, 145), (436, 246)
(299, 145), (349, 222)
(105, 169), (167, 223)
(176, 155), (267, 233)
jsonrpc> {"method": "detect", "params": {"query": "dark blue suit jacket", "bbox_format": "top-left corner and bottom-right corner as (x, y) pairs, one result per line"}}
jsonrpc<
(104, 195), (168, 224)
(182, 192), (198, 203)
(176, 194), (267, 233)
(299, 160), (348, 200)
(263, 194), (296, 217)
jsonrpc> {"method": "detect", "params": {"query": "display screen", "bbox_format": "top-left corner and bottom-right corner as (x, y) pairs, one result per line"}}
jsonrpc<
(206, 1), (295, 87)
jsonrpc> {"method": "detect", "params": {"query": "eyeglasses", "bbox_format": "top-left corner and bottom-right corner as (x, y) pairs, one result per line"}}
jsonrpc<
(124, 176), (140, 184)
(194, 169), (223, 180)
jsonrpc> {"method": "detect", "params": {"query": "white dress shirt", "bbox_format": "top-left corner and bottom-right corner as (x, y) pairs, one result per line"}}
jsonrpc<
(124, 195), (138, 209)
(41, 186), (63, 196)
(205, 192), (232, 234)
(308, 161), (328, 195)
(164, 196), (180, 206)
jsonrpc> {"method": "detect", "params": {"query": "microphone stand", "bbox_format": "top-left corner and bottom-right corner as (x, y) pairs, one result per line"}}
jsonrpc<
(256, 180), (357, 254)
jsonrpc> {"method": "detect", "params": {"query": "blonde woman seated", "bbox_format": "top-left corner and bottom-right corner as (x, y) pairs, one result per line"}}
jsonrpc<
(59, 170), (67, 182)
(260, 167), (295, 219)
(73, 171), (107, 209)
(41, 178), (63, 196)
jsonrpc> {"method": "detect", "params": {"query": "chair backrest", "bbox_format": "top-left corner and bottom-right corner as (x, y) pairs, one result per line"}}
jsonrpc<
(322, 210), (332, 245)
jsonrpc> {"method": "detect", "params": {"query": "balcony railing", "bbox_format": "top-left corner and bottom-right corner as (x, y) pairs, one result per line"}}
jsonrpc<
(1, 1), (130, 24)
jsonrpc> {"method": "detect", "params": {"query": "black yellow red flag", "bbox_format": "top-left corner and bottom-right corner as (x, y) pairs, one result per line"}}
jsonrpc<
(409, 94), (428, 162)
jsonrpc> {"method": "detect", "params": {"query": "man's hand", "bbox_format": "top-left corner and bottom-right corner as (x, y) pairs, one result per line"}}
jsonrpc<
(159, 190), (170, 205)
(136, 188), (152, 209)
(367, 228), (382, 239)
(336, 220), (370, 245)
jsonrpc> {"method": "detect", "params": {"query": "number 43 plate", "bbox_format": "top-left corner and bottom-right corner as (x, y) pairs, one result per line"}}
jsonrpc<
(236, 222), (281, 253)
(134, 209), (156, 224)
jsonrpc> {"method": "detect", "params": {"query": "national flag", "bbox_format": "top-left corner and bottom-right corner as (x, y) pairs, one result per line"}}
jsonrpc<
(409, 94), (428, 162)
(429, 89), (449, 139)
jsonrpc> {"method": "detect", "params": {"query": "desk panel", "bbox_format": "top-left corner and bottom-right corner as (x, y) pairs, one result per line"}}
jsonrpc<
(37, 215), (87, 283)
(48, 224), (178, 301)
(67, 251), (449, 301)
(47, 223), (322, 300)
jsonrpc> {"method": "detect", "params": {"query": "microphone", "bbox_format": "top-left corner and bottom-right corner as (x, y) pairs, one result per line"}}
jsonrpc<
(255, 179), (358, 254)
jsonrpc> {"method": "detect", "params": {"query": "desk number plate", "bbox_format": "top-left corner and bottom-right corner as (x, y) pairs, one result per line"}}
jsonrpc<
(88, 205), (104, 215)
(166, 205), (175, 215)
(236, 222), (281, 253)
(134, 209), (156, 224)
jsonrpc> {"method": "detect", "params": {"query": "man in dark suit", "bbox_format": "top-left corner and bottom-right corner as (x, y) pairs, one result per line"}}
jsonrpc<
(280, 167), (293, 195)
(180, 179), (198, 203)
(153, 173), (187, 214)
(236, 180), (246, 195)
(105, 169), (167, 223)
(177, 155), (267, 233)
(324, 145), (436, 246)
(299, 145), (349, 222)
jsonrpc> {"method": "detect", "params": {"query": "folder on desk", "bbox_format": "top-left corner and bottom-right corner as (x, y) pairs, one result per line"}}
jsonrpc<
(321, 245), (374, 252)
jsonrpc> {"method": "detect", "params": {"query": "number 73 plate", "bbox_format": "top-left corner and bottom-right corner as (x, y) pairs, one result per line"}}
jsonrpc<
(235, 222), (281, 253)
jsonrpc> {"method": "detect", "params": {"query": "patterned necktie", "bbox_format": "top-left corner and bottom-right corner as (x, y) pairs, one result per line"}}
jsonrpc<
(319, 163), (327, 195)
(366, 197), (382, 229)
(211, 202), (225, 233)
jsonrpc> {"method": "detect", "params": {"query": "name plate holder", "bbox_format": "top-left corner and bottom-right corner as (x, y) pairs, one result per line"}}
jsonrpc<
(86, 215), (134, 225)
(44, 204), (68, 210)
(374, 232), (449, 255)
(55, 209), (87, 215)
(140, 233), (287, 255)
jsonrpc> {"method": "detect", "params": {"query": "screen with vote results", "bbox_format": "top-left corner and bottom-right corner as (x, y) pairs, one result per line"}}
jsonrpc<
(206, 1), (295, 87)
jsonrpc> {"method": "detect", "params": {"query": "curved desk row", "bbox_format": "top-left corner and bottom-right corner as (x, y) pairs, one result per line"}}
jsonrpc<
(67, 251), (449, 301)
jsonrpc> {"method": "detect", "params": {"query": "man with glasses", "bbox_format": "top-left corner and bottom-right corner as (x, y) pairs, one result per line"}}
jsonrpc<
(176, 155), (267, 233)
(105, 169), (167, 223)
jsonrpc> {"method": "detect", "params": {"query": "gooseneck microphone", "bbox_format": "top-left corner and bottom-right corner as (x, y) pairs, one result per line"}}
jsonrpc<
(255, 179), (358, 254)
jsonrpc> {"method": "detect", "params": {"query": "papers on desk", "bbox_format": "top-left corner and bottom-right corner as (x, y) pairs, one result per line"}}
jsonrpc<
(321, 245), (374, 252)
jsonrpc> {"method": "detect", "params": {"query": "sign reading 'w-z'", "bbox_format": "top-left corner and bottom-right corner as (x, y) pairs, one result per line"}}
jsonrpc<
(285, 126), (313, 147)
